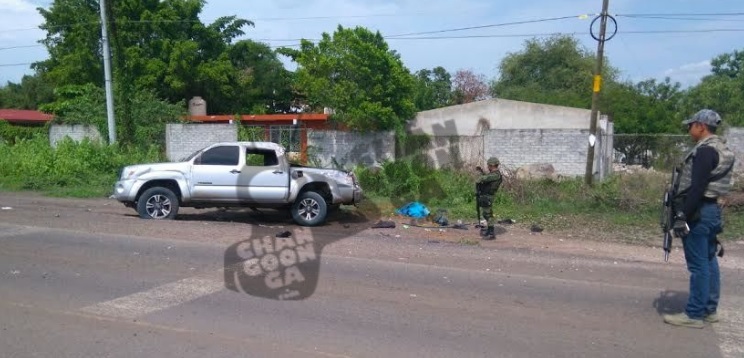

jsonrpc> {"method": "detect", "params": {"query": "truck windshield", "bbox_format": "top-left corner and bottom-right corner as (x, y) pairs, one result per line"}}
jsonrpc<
(179, 147), (205, 162)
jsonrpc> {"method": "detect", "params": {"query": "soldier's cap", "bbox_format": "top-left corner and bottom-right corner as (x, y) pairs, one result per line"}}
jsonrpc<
(682, 109), (722, 127)
(487, 157), (500, 165)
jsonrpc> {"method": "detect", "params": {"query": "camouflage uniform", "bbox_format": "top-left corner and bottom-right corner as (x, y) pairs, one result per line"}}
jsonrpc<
(477, 157), (503, 239)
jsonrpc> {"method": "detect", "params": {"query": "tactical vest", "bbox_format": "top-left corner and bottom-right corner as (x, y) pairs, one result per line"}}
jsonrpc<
(676, 135), (735, 200)
(477, 172), (503, 196)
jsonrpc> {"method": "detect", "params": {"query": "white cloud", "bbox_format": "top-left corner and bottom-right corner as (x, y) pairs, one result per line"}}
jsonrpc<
(663, 60), (711, 87)
(0, 0), (35, 12)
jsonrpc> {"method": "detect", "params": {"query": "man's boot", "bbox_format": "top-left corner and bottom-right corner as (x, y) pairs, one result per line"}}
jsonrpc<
(483, 226), (495, 240)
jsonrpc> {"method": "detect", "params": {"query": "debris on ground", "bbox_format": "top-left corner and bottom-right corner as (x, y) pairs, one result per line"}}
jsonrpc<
(371, 220), (396, 229)
(432, 208), (449, 226)
(530, 224), (544, 233)
(275, 230), (292, 238)
(395, 202), (430, 218)
(498, 218), (515, 225)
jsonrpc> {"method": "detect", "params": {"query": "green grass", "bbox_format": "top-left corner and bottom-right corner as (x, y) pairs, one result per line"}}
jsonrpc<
(0, 135), (161, 198)
(355, 160), (743, 246)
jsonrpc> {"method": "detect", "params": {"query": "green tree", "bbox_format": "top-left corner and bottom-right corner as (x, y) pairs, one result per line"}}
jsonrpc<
(228, 40), (296, 114)
(412, 66), (453, 111)
(280, 25), (416, 131)
(0, 75), (55, 109)
(603, 78), (685, 166)
(681, 50), (744, 127)
(40, 83), (185, 148)
(491, 35), (618, 109)
(34, 0), (302, 144)
(604, 77), (683, 134)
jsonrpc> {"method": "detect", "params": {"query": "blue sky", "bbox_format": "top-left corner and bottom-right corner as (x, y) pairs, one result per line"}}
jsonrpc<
(1, 0), (743, 88)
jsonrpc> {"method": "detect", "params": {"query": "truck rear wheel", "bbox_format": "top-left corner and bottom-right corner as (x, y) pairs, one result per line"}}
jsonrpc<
(137, 187), (179, 220)
(291, 191), (327, 226)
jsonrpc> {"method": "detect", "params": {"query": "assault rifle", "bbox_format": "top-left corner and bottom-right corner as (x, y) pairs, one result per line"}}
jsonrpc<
(660, 167), (680, 262)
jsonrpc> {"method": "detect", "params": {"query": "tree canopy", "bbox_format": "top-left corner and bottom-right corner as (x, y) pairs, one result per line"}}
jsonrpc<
(680, 50), (744, 127)
(34, 0), (295, 116)
(491, 35), (618, 109)
(280, 25), (416, 131)
(412, 66), (453, 111)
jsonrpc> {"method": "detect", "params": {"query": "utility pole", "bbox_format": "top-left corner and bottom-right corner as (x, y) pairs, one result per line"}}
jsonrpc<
(99, 0), (116, 144)
(584, 0), (611, 185)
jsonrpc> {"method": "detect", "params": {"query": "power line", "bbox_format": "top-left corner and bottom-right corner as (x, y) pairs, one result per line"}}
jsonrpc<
(0, 45), (44, 51)
(617, 12), (744, 17)
(3, 28), (744, 53)
(0, 62), (34, 67)
(386, 15), (583, 38)
(618, 15), (744, 22)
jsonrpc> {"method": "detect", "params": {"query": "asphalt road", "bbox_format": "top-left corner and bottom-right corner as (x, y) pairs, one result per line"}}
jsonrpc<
(1, 196), (743, 357)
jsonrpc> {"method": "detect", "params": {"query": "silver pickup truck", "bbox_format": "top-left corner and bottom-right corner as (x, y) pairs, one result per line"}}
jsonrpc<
(113, 141), (363, 226)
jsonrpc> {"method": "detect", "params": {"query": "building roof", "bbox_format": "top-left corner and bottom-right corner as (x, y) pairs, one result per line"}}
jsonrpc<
(186, 113), (329, 123)
(0, 109), (54, 124)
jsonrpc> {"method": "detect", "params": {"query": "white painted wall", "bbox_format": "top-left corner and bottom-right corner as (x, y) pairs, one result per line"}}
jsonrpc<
(407, 98), (593, 136)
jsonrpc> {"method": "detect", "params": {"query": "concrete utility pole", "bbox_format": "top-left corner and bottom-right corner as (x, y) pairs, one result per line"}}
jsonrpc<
(584, 0), (610, 185)
(99, 0), (116, 144)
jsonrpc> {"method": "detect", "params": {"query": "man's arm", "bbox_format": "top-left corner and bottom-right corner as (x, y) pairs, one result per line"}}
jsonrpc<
(682, 146), (718, 218)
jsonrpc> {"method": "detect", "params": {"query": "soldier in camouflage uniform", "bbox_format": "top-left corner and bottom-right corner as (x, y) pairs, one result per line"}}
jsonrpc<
(476, 157), (503, 240)
(663, 109), (736, 329)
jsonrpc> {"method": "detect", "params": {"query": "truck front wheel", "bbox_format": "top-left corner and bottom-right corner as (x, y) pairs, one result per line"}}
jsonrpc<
(137, 187), (179, 220)
(291, 191), (327, 226)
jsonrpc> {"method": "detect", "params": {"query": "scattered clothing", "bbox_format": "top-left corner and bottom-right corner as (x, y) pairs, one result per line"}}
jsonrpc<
(396, 202), (430, 219)
(371, 220), (396, 229)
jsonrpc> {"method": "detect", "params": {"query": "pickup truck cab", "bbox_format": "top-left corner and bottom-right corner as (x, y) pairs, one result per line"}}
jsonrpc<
(113, 141), (363, 226)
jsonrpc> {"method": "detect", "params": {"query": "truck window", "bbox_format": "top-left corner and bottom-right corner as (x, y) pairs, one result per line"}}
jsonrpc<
(197, 145), (239, 166)
(245, 149), (279, 167)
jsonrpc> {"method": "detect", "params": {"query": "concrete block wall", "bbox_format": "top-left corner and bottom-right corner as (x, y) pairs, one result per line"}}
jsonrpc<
(165, 123), (237, 161)
(725, 127), (744, 173)
(484, 129), (591, 177)
(49, 124), (102, 148)
(306, 129), (395, 169)
(400, 135), (485, 170)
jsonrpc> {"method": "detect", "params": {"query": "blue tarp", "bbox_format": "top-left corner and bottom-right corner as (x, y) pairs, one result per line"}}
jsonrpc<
(395, 201), (430, 218)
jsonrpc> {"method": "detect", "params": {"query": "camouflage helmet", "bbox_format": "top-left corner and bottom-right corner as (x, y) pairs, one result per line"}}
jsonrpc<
(487, 157), (500, 166)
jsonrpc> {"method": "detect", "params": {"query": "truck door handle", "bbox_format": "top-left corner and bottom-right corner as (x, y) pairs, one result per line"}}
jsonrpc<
(273, 170), (284, 174)
(230, 169), (241, 174)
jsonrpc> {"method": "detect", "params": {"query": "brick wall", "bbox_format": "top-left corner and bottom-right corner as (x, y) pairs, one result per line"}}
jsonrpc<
(49, 124), (102, 148)
(306, 129), (395, 169)
(165, 123), (237, 161)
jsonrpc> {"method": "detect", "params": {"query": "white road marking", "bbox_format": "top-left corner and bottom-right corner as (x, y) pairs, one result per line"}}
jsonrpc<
(714, 295), (744, 358)
(80, 275), (224, 319)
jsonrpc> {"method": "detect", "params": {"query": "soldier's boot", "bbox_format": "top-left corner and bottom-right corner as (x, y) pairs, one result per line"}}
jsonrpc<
(483, 226), (495, 240)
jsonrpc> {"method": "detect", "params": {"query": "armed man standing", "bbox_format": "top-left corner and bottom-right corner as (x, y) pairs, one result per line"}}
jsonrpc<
(663, 109), (736, 329)
(476, 157), (503, 240)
